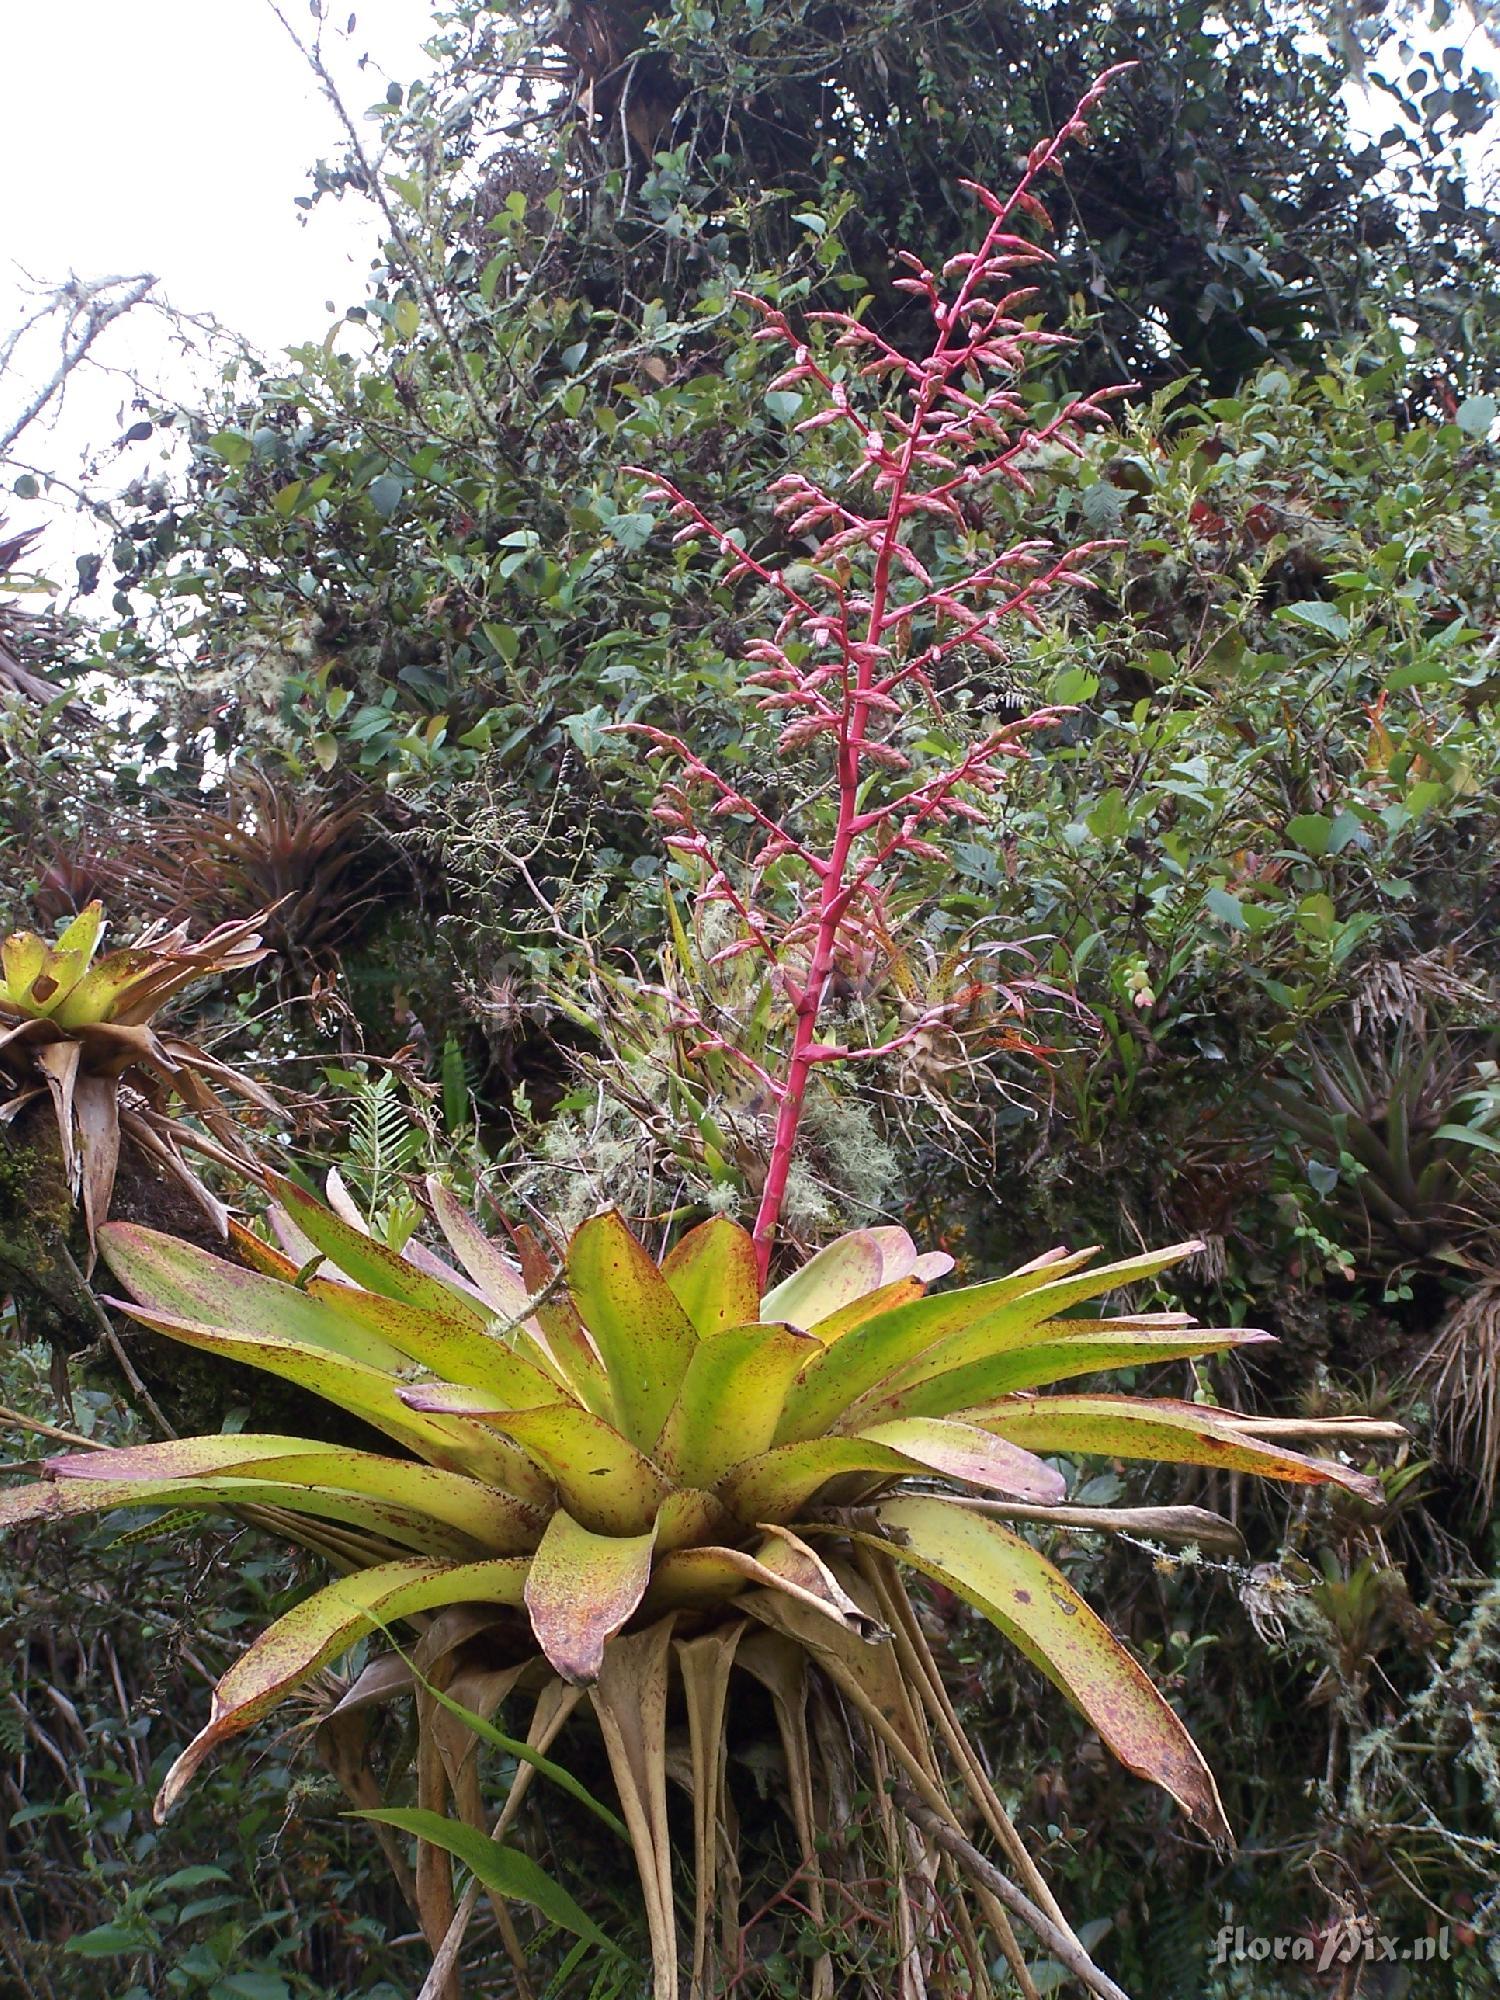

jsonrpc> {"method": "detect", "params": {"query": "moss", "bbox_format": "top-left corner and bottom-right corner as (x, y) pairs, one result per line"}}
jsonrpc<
(0, 1112), (94, 1345)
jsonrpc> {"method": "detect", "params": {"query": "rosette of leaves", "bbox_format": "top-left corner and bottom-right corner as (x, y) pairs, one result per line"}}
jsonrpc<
(0, 1176), (1381, 1995)
(0, 901), (275, 1248)
(1267, 1027), (1500, 1264)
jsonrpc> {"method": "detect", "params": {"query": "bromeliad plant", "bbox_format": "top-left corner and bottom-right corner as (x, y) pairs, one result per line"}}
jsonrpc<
(3, 1174), (1377, 1996)
(0, 72), (1392, 2000)
(0, 900), (275, 1248)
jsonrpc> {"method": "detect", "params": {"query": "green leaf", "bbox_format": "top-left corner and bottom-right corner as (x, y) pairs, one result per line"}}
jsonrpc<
(65, 1923), (153, 1957)
(1278, 600), (1349, 641)
(1455, 393), (1496, 439)
(357, 1808), (617, 1952)
(660, 1215), (761, 1335)
(379, 1644), (627, 1837)
(213, 1975), (292, 2000)
(154, 1865), (232, 1893)
(866, 1497), (1231, 1839)
(1286, 813), (1332, 856)
(368, 472), (404, 518)
(206, 431), (251, 469)
(979, 1395), (1382, 1498)
(566, 1211), (697, 1449)
(524, 1509), (656, 1683)
(654, 1321), (816, 1488)
(1433, 1124), (1500, 1156)
(400, 1392), (668, 1535)
(1203, 888), (1247, 930)
(158, 1557), (530, 1817)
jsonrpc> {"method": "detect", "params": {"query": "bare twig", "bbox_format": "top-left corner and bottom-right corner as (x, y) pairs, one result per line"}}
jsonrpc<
(0, 273), (156, 459)
(263, 1), (518, 468)
(57, 1242), (178, 1438)
(891, 1784), (1133, 2000)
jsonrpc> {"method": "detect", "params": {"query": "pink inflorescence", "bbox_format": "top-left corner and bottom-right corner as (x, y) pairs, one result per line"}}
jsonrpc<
(622, 67), (1137, 1280)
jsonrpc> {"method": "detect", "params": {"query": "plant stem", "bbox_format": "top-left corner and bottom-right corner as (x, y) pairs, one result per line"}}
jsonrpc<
(891, 1784), (1134, 2000)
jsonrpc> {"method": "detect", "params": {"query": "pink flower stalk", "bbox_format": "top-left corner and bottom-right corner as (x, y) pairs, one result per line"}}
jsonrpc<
(626, 68), (1136, 1285)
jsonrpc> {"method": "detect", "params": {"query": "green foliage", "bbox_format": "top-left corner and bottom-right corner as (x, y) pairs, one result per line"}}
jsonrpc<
(4, 8), (1500, 1994)
(0, 1341), (422, 2000)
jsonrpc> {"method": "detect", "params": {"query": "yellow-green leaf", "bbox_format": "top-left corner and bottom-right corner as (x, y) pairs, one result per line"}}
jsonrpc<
(718, 1422), (1054, 1525)
(874, 1243), (1205, 1404)
(867, 1496), (1231, 1840)
(0, 1470), (485, 1560)
(980, 1395), (1383, 1499)
(303, 1278), (566, 1407)
(426, 1176), (534, 1319)
(157, 1557), (530, 1818)
(853, 1327), (1274, 1423)
(510, 1223), (614, 1418)
(53, 900), (107, 963)
(100, 1223), (409, 1371)
(524, 1509), (656, 1683)
(645, 1542), (880, 1637)
(398, 1392), (669, 1535)
(567, 1211), (697, 1448)
(1, 928), (49, 1003)
(47, 1435), (543, 1552)
(772, 1245), (1113, 1443)
(758, 1231), (885, 1329)
(660, 1215), (761, 1336)
(855, 1417), (1065, 1502)
(101, 1297), (547, 1498)
(654, 1321), (816, 1489)
(269, 1174), (491, 1327)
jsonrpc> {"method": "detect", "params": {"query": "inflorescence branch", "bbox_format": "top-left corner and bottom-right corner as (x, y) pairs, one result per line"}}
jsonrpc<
(623, 66), (1137, 1282)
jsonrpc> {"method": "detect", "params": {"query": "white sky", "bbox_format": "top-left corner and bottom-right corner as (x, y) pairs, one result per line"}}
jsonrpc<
(0, 0), (438, 575)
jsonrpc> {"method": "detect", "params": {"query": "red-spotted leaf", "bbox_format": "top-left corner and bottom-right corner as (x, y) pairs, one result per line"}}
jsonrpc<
(852, 1327), (1275, 1425)
(654, 1321), (817, 1489)
(302, 1278), (566, 1406)
(567, 1211), (697, 1448)
(717, 1422), (1055, 1525)
(872, 1243), (1207, 1403)
(855, 1417), (1066, 1503)
(156, 1557), (530, 1819)
(645, 1542), (881, 1637)
(867, 1496), (1231, 1841)
(978, 1396), (1384, 1500)
(95, 1296), (546, 1498)
(99, 1223), (409, 1371)
(524, 1509), (656, 1683)
(268, 1174), (491, 1327)
(772, 1244), (1124, 1442)
(660, 1215), (761, 1336)
(398, 1391), (670, 1535)
(45, 1435), (543, 1552)
(510, 1222), (614, 1419)
(426, 1176), (534, 1319)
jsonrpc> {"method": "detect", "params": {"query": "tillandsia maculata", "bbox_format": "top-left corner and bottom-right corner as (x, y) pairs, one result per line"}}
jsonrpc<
(0, 67), (1395, 2000)
(0, 900), (275, 1252)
